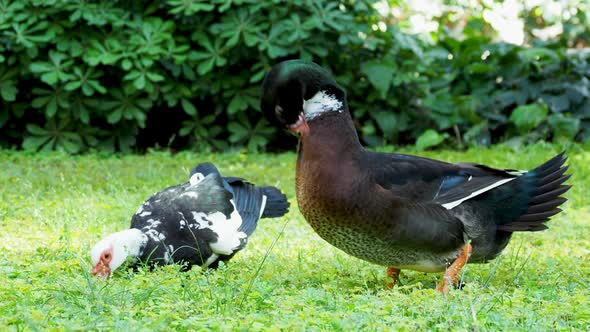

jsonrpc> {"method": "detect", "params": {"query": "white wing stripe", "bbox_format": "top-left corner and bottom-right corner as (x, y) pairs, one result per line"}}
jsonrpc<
(506, 170), (527, 176)
(441, 178), (516, 210)
(258, 195), (267, 219)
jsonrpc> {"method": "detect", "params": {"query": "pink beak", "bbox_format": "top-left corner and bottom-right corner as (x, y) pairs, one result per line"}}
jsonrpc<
(92, 262), (110, 279)
(288, 114), (310, 136)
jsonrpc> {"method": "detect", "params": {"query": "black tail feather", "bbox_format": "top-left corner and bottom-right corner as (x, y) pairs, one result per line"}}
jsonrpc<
(537, 174), (571, 193)
(534, 155), (566, 178)
(497, 152), (571, 232)
(517, 208), (561, 222)
(260, 186), (290, 218)
(526, 197), (566, 214)
(499, 223), (548, 232)
(541, 165), (569, 184)
(531, 185), (571, 204)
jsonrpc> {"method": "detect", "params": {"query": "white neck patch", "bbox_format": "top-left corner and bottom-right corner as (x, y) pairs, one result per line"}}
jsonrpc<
(303, 90), (343, 121)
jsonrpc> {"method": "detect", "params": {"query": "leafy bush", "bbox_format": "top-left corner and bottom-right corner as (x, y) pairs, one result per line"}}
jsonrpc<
(0, 0), (589, 153)
(371, 37), (590, 149)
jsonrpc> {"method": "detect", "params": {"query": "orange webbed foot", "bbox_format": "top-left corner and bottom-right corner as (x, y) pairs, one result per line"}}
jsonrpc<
(386, 267), (401, 290)
(436, 243), (472, 295)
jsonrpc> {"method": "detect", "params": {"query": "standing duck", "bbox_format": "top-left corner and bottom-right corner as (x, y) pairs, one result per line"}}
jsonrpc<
(91, 162), (289, 278)
(260, 59), (571, 293)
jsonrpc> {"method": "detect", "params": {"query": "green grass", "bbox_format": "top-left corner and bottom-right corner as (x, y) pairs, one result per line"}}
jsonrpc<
(1, 143), (589, 331)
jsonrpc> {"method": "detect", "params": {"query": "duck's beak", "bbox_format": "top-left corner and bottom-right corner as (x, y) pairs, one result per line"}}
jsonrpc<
(287, 114), (309, 137)
(92, 262), (111, 279)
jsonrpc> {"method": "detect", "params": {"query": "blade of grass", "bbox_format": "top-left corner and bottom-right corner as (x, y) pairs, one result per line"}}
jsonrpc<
(238, 218), (289, 308)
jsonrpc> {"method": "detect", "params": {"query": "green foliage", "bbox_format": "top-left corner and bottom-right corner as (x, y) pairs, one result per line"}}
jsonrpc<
(415, 129), (449, 151)
(0, 1), (589, 152)
(510, 103), (549, 134)
(361, 59), (397, 99)
(0, 145), (588, 329)
(346, 29), (590, 149)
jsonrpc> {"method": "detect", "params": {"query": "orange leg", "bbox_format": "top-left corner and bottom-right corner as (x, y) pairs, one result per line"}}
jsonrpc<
(436, 243), (472, 295)
(386, 267), (401, 290)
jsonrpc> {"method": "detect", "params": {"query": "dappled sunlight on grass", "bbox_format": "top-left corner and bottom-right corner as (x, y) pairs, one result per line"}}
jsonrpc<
(0, 145), (588, 329)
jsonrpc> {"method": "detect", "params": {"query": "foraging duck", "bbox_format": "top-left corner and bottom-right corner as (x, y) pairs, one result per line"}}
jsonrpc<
(260, 59), (571, 293)
(91, 162), (289, 278)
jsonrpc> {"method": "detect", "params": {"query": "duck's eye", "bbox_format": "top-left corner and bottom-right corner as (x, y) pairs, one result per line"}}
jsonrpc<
(104, 253), (111, 260)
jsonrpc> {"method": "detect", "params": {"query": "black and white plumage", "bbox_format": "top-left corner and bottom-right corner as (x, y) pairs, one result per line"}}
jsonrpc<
(90, 162), (289, 278)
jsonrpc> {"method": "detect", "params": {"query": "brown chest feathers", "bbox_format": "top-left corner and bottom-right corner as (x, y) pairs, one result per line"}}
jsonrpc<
(295, 156), (451, 271)
(292, 114), (455, 271)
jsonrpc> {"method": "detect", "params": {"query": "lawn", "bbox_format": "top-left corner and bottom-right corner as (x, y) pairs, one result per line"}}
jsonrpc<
(0, 143), (588, 331)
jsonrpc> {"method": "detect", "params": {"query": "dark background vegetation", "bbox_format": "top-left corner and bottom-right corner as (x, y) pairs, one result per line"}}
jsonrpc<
(1, 0), (589, 153)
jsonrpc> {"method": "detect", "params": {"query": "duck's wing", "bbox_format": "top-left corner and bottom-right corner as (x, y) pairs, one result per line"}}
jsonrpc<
(376, 196), (466, 253)
(367, 151), (571, 232)
(443, 153), (571, 231)
(223, 176), (248, 184)
(364, 151), (522, 206)
(181, 173), (235, 217)
(177, 172), (250, 256)
(432, 169), (517, 209)
(192, 163), (276, 235)
(224, 178), (265, 236)
(130, 172), (242, 268)
(363, 152), (511, 252)
(132, 172), (234, 229)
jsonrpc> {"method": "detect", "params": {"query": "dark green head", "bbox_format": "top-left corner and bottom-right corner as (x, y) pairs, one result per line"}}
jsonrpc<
(260, 60), (346, 135)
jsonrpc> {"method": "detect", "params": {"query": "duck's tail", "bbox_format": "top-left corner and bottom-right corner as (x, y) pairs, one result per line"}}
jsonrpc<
(259, 186), (290, 218)
(495, 152), (571, 232)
